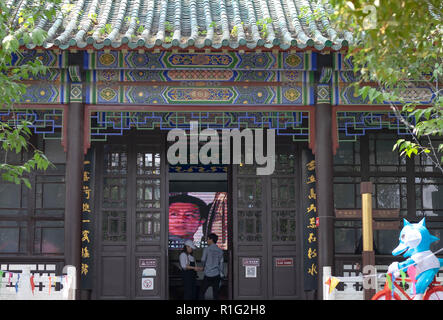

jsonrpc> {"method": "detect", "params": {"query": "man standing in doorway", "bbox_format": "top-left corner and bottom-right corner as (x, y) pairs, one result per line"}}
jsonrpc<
(200, 233), (224, 300)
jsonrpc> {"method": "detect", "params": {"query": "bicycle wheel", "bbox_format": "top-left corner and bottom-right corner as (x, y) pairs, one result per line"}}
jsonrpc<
(372, 290), (401, 300)
(424, 287), (443, 300)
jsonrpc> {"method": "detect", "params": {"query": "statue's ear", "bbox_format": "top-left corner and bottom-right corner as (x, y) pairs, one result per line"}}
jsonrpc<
(418, 218), (426, 227)
(403, 218), (411, 226)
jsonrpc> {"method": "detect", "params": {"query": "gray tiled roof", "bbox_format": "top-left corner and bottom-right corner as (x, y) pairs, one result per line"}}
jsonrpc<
(18, 0), (353, 51)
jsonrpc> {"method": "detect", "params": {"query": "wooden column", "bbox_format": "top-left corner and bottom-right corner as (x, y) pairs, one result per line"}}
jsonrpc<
(361, 181), (375, 300)
(64, 101), (84, 299)
(315, 102), (335, 299)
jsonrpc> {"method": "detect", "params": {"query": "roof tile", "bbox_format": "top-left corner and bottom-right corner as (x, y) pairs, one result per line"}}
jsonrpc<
(15, 0), (351, 51)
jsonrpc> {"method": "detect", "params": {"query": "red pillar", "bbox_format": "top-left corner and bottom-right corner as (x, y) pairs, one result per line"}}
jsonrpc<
(64, 100), (84, 299)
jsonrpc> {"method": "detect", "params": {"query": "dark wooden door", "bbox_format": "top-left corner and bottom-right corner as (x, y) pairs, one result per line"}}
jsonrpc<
(94, 133), (167, 299)
(232, 140), (302, 299)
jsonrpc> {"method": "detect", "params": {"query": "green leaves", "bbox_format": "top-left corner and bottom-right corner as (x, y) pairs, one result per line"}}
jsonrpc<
(0, 0), (59, 187)
(393, 138), (434, 160)
(31, 28), (47, 46)
(256, 18), (272, 39)
(99, 23), (112, 36)
(330, 0), (443, 171)
(358, 85), (384, 104)
(0, 121), (53, 189)
(2, 35), (20, 53)
(0, 149), (53, 189)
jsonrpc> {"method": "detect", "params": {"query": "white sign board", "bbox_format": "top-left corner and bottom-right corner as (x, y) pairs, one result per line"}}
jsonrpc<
(245, 266), (257, 278)
(141, 277), (154, 290)
(142, 268), (157, 277)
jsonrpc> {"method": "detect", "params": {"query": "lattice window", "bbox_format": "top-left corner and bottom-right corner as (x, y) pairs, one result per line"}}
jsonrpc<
(414, 139), (443, 174)
(0, 221), (27, 253)
(137, 151), (161, 175)
(271, 178), (296, 208)
(0, 183), (27, 213)
(0, 138), (66, 256)
(102, 211), (127, 242)
(136, 212), (161, 242)
(371, 177), (407, 214)
(415, 177), (443, 217)
(333, 131), (443, 258)
(35, 176), (65, 216)
(237, 168), (263, 243)
(273, 153), (296, 175)
(136, 179), (161, 208)
(103, 144), (127, 174)
(102, 178), (127, 208)
(333, 140), (361, 173)
(33, 221), (64, 254)
(237, 177), (262, 209)
(101, 144), (129, 243)
(237, 163), (257, 175)
(333, 177), (362, 209)
(238, 210), (263, 242)
(369, 133), (406, 172)
(270, 148), (297, 243)
(272, 210), (296, 242)
(334, 221), (362, 254)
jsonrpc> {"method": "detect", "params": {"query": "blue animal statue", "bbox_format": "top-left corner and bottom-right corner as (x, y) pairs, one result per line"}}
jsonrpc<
(388, 218), (443, 299)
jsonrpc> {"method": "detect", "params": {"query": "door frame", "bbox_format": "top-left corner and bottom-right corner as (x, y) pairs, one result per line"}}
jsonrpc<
(92, 129), (168, 299)
(231, 138), (306, 299)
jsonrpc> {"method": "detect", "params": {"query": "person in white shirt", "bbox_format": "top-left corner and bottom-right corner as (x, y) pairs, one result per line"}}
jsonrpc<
(179, 240), (202, 300)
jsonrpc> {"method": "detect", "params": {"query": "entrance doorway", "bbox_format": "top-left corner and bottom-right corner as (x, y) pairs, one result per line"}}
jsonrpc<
(231, 139), (303, 299)
(92, 131), (306, 299)
(168, 164), (231, 300)
(92, 131), (233, 300)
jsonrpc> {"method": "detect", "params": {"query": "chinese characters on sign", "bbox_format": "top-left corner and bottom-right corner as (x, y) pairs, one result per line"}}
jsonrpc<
(242, 257), (260, 279)
(302, 150), (318, 291)
(81, 150), (94, 289)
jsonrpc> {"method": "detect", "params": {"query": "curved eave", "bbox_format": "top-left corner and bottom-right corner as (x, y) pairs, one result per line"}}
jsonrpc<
(24, 42), (349, 54)
(30, 35), (349, 52)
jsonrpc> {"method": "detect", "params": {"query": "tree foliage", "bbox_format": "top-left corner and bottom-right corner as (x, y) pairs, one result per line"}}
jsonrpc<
(329, 0), (443, 172)
(0, 0), (61, 186)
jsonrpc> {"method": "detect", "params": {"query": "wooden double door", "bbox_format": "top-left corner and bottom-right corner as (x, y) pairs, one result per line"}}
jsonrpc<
(92, 132), (305, 299)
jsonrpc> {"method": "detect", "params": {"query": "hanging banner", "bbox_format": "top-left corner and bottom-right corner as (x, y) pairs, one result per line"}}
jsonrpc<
(302, 148), (318, 291)
(80, 148), (94, 289)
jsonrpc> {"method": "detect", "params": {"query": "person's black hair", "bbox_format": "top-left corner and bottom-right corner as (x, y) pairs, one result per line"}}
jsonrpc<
(208, 233), (218, 244)
(169, 194), (209, 221)
(182, 244), (194, 256)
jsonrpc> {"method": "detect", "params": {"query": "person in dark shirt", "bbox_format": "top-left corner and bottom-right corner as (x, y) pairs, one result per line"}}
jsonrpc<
(199, 233), (224, 300)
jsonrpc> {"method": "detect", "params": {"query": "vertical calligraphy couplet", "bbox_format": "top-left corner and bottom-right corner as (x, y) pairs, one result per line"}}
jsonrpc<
(80, 149), (94, 289)
(302, 148), (319, 291)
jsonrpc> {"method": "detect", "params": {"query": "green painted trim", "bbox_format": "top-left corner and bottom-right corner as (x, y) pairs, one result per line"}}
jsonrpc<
(91, 52), (96, 70)
(92, 83), (97, 104)
(119, 84), (124, 103)
(119, 51), (124, 68)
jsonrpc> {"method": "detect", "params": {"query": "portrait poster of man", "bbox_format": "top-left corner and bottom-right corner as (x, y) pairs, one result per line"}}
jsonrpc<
(168, 192), (228, 250)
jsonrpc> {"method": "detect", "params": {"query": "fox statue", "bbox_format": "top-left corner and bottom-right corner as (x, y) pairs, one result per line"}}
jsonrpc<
(388, 218), (443, 300)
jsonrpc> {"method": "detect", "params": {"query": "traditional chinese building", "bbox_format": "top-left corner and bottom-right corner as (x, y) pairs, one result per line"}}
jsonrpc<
(1, 0), (441, 300)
